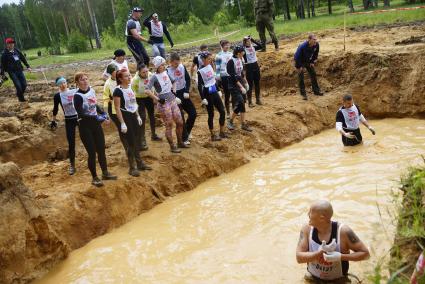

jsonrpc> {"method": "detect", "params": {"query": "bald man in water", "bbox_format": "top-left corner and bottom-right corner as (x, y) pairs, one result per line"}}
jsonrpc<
(296, 201), (370, 283)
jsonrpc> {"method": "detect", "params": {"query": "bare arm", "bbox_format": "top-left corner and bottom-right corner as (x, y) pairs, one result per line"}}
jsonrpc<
(296, 225), (323, 263)
(145, 90), (159, 102)
(130, 29), (148, 43)
(113, 96), (124, 125)
(340, 225), (370, 262)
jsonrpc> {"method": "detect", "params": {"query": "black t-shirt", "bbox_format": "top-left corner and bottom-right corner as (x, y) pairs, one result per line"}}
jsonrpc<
(336, 104), (362, 129)
(112, 88), (126, 110)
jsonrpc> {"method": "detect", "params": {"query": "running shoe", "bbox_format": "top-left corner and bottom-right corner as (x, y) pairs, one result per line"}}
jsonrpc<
(92, 177), (104, 187)
(227, 120), (235, 130)
(211, 134), (222, 141)
(129, 168), (140, 177)
(102, 172), (117, 180)
(69, 164), (76, 176)
(241, 124), (253, 132)
(151, 134), (162, 141)
(170, 145), (181, 153)
(219, 132), (230, 139)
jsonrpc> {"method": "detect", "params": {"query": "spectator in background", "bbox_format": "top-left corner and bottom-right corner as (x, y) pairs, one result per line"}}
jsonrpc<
(0, 38), (31, 102)
(143, 12), (174, 58)
(126, 7), (151, 66)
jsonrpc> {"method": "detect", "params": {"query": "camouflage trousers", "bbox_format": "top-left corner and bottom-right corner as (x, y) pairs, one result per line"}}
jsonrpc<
(255, 13), (278, 48)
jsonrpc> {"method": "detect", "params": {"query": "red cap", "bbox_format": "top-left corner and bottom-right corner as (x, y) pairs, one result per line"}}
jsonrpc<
(5, 38), (15, 44)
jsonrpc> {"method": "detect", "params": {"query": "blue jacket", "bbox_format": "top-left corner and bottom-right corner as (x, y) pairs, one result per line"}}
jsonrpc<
(294, 41), (319, 68)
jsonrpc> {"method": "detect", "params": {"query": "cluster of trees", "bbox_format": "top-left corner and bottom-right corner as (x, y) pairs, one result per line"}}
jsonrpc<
(0, 0), (403, 52)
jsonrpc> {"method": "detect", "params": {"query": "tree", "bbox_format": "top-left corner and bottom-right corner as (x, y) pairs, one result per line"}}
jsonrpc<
(85, 0), (101, 48)
(328, 0), (332, 14)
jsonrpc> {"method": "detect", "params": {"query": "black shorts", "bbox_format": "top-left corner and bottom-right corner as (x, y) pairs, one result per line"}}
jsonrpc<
(342, 128), (362, 146)
(231, 89), (245, 114)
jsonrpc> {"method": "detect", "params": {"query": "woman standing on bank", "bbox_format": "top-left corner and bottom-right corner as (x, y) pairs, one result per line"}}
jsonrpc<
(113, 70), (152, 177)
(73, 72), (117, 187)
(243, 35), (263, 107)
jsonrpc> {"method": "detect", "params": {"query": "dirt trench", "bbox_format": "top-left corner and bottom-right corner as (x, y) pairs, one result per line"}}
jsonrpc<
(0, 23), (424, 283)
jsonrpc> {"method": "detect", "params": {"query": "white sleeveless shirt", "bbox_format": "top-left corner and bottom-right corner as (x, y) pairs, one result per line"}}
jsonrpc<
(167, 64), (186, 91)
(339, 105), (360, 130)
(76, 88), (97, 117)
(244, 46), (258, 64)
(155, 71), (173, 95)
(59, 89), (77, 118)
(119, 86), (138, 113)
(151, 21), (164, 37)
(307, 223), (344, 280)
(199, 65), (216, 88)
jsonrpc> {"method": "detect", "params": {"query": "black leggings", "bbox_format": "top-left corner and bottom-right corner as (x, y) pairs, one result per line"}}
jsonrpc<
(204, 90), (225, 130)
(176, 90), (197, 140)
(109, 104), (128, 151)
(122, 111), (144, 168)
(65, 118), (78, 164)
(78, 117), (108, 178)
(127, 39), (149, 66)
(246, 63), (261, 103)
(220, 76), (231, 115)
(136, 97), (156, 141)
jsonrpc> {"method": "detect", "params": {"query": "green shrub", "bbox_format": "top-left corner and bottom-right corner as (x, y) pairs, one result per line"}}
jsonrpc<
(101, 29), (123, 50)
(213, 10), (232, 27)
(67, 31), (88, 53)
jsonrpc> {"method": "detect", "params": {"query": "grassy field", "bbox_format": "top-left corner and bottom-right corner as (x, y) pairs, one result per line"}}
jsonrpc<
(21, 3), (425, 68)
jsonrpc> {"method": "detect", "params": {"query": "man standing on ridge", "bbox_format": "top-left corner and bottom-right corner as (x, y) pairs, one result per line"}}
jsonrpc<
(294, 34), (323, 100)
(0, 38), (31, 102)
(143, 12), (174, 59)
(254, 0), (279, 51)
(126, 7), (151, 66)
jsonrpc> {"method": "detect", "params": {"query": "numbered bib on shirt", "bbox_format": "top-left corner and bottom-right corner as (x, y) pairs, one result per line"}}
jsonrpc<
(167, 64), (186, 91)
(199, 65), (216, 88)
(244, 46), (258, 64)
(120, 87), (138, 113)
(155, 71), (172, 95)
(59, 89), (77, 117)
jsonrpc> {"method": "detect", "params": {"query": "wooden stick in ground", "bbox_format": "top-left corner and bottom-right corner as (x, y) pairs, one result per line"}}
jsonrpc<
(344, 10), (346, 51)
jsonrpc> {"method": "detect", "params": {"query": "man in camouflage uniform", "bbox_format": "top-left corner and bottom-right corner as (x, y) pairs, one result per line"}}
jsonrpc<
(254, 0), (279, 51)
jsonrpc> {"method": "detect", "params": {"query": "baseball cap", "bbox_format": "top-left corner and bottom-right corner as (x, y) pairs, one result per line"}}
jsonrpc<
(133, 7), (144, 12)
(106, 64), (118, 75)
(5, 38), (15, 44)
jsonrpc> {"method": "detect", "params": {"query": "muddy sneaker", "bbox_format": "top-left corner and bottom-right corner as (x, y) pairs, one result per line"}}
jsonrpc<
(184, 140), (191, 146)
(102, 172), (117, 180)
(140, 142), (149, 151)
(227, 120), (235, 130)
(211, 134), (222, 141)
(129, 168), (140, 177)
(219, 132), (230, 139)
(256, 99), (263, 105)
(188, 133), (193, 141)
(248, 102), (255, 108)
(92, 177), (104, 187)
(314, 92), (324, 96)
(170, 145), (181, 153)
(137, 162), (152, 171)
(151, 134), (162, 141)
(241, 123), (253, 132)
(178, 142), (190, 149)
(69, 164), (76, 176)
(301, 95), (308, 100)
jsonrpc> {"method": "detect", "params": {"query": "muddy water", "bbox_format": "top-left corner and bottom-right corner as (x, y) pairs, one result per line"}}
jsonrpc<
(37, 118), (425, 284)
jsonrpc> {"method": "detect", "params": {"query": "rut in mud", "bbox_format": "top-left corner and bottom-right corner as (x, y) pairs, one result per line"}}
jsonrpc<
(0, 22), (424, 283)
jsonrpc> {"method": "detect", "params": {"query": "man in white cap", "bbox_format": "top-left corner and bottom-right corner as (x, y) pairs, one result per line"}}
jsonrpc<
(296, 200), (370, 282)
(143, 12), (174, 58)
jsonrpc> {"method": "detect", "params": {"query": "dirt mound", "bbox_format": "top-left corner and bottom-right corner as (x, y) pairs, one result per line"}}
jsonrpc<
(0, 22), (424, 283)
(0, 162), (68, 283)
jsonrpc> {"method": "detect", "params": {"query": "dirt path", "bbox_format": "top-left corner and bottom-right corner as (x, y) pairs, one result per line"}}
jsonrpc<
(0, 22), (424, 283)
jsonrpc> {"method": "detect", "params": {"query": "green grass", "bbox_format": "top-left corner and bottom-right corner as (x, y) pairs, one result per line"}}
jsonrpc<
(24, 4), (425, 68)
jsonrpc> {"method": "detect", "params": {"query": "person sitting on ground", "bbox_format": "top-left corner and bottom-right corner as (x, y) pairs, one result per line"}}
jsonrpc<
(226, 45), (252, 132)
(113, 70), (152, 177)
(296, 200), (370, 283)
(215, 39), (233, 118)
(50, 77), (78, 175)
(145, 56), (188, 153)
(197, 51), (228, 141)
(243, 35), (263, 107)
(336, 94), (375, 146)
(167, 52), (196, 145)
(0, 37), (31, 102)
(102, 49), (129, 80)
(191, 44), (208, 98)
(131, 63), (162, 151)
(73, 72), (117, 187)
(294, 34), (323, 100)
(143, 12), (174, 59)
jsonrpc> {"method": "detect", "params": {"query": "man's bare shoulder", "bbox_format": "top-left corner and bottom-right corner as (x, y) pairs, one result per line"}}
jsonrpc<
(340, 224), (361, 244)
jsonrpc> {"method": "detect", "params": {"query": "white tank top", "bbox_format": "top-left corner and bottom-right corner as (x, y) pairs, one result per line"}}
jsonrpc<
(167, 64), (186, 91)
(76, 88), (97, 117)
(59, 89), (77, 118)
(217, 51), (233, 77)
(151, 21), (164, 37)
(244, 46), (258, 64)
(307, 223), (344, 280)
(119, 86), (138, 113)
(232, 57), (244, 77)
(155, 71), (172, 95)
(339, 105), (360, 130)
(199, 65), (216, 88)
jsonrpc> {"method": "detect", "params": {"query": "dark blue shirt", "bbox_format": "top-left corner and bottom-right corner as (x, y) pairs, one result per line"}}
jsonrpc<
(294, 41), (319, 68)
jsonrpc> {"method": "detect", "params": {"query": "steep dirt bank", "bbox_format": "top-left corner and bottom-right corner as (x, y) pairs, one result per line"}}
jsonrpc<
(0, 23), (424, 283)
